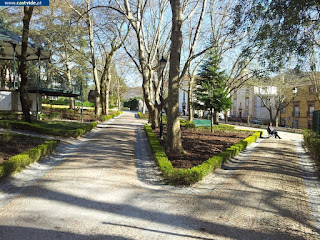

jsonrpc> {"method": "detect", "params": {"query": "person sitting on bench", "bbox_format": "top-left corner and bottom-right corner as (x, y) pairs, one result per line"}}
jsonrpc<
(267, 122), (281, 139)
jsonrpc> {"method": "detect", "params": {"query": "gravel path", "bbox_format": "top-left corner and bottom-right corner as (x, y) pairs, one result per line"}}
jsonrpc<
(0, 111), (319, 239)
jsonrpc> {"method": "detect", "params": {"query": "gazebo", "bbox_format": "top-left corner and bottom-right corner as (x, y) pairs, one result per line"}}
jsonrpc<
(0, 26), (81, 118)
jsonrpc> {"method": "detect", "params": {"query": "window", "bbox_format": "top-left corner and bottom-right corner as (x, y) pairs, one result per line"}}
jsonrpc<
(308, 104), (315, 118)
(281, 102), (286, 113)
(293, 105), (300, 117)
(245, 97), (249, 107)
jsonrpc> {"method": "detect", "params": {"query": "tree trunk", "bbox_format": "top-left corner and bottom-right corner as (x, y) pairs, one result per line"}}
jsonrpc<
(117, 80), (121, 111)
(86, 0), (100, 117)
(100, 79), (106, 115)
(214, 110), (219, 125)
(150, 107), (160, 129)
(188, 76), (194, 121)
(105, 71), (111, 115)
(19, 6), (34, 123)
(142, 98), (146, 114)
(167, 0), (183, 153)
(65, 58), (74, 109)
(210, 108), (214, 133)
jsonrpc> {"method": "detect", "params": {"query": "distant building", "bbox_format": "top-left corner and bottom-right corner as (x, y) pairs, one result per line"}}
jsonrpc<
(178, 79), (189, 115)
(280, 82), (320, 129)
(0, 90), (40, 112)
(230, 86), (278, 124)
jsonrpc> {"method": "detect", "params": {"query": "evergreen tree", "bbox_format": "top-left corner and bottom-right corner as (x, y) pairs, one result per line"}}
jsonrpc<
(194, 49), (232, 132)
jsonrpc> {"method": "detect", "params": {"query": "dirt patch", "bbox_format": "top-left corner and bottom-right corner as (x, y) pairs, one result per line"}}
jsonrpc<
(0, 135), (46, 164)
(154, 128), (253, 169)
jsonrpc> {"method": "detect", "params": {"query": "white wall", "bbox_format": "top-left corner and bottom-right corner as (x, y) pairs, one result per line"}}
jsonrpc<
(0, 91), (39, 112)
(178, 87), (188, 114)
(0, 91), (12, 111)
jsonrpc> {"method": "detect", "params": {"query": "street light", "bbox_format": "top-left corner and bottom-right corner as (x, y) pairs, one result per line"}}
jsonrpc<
(159, 56), (167, 140)
(292, 87), (298, 128)
(36, 48), (41, 121)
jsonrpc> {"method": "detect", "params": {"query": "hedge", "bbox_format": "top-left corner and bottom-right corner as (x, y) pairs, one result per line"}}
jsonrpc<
(145, 124), (262, 186)
(303, 129), (320, 162)
(0, 139), (60, 178)
(138, 112), (149, 119)
(100, 111), (122, 122)
(0, 120), (98, 138)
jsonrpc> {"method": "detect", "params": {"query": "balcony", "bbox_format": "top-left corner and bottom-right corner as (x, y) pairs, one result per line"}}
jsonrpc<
(0, 77), (81, 97)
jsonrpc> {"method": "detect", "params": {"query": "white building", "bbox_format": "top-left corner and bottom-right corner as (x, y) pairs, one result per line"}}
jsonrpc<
(178, 82), (188, 115)
(0, 90), (40, 112)
(230, 86), (278, 123)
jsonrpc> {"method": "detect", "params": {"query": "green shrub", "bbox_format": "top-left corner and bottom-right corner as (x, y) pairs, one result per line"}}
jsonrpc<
(42, 98), (69, 105)
(180, 119), (195, 128)
(138, 112), (149, 119)
(0, 120), (98, 138)
(123, 97), (140, 110)
(303, 129), (320, 162)
(0, 139), (60, 178)
(0, 111), (22, 120)
(145, 124), (261, 186)
(100, 111), (122, 122)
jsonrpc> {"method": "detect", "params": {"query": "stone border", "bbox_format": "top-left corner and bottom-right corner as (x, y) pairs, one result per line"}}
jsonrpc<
(295, 139), (320, 239)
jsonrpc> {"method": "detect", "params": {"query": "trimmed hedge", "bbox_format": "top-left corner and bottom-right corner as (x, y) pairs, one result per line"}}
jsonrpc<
(0, 120), (98, 138)
(0, 139), (60, 178)
(303, 129), (320, 162)
(145, 124), (262, 186)
(100, 111), (122, 122)
(0, 111), (122, 138)
(138, 112), (149, 119)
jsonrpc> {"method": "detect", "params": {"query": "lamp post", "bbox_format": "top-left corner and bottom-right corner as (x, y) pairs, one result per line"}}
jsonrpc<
(292, 87), (298, 128)
(36, 48), (41, 121)
(159, 56), (167, 140)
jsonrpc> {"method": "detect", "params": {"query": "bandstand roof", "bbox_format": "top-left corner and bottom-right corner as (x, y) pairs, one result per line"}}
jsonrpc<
(0, 26), (50, 61)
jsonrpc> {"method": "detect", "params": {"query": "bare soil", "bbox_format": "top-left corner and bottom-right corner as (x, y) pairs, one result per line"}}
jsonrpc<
(0, 135), (46, 164)
(154, 128), (253, 169)
(41, 107), (98, 122)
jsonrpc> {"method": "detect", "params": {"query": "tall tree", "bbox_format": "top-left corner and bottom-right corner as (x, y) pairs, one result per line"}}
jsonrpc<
(194, 49), (232, 132)
(67, 0), (101, 116)
(233, 0), (320, 70)
(36, 1), (89, 110)
(167, 0), (183, 152)
(19, 6), (34, 123)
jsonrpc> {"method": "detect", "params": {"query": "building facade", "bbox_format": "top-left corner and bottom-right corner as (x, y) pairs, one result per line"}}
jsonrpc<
(230, 86), (278, 124)
(280, 84), (320, 129)
(0, 90), (41, 112)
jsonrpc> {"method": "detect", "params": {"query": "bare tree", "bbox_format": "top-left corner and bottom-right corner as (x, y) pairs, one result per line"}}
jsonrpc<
(66, 0), (101, 116)
(96, 12), (129, 115)
(19, 6), (34, 123)
(252, 72), (300, 125)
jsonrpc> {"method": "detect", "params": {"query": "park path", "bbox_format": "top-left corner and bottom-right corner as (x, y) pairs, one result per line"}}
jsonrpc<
(0, 111), (319, 239)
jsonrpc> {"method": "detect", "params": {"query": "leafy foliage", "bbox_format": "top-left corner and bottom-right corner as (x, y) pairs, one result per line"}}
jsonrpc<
(123, 97), (140, 110)
(303, 129), (320, 162)
(233, 0), (320, 70)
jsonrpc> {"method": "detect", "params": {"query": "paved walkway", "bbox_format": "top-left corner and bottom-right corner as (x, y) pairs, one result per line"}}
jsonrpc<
(0, 111), (319, 239)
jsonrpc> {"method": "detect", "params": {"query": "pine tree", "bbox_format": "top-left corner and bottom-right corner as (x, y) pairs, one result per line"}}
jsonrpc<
(194, 49), (232, 132)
